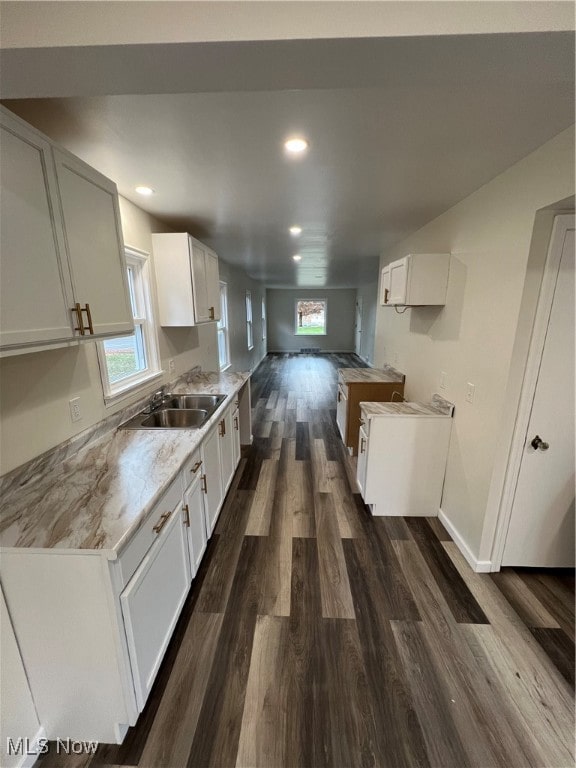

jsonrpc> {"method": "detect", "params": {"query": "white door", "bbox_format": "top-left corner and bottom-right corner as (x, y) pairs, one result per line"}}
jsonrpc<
(356, 425), (369, 497)
(502, 217), (575, 567)
(380, 266), (391, 305)
(53, 149), (133, 337)
(201, 425), (223, 535)
(183, 477), (207, 577)
(120, 503), (191, 711)
(190, 239), (210, 322)
(354, 297), (363, 356)
(336, 384), (347, 442)
(388, 257), (409, 305)
(205, 250), (221, 321)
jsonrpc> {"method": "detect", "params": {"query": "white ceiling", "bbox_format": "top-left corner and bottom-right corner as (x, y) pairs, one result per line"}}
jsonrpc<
(1, 4), (574, 288)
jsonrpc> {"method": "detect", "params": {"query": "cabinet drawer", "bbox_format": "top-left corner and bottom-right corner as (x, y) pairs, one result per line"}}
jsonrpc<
(117, 477), (183, 588)
(182, 447), (203, 488)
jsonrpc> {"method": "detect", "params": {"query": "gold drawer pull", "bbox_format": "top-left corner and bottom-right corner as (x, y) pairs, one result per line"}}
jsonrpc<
(152, 510), (172, 534)
(234, 416), (239, 431)
(219, 419), (226, 437)
(190, 460), (203, 473)
(71, 303), (85, 335)
(81, 303), (94, 334)
(183, 504), (190, 528)
(384, 288), (389, 304)
(360, 437), (366, 454)
(201, 474), (208, 494)
(209, 306), (215, 320)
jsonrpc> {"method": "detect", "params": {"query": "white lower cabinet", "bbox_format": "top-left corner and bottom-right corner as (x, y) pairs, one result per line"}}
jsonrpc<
(356, 424), (369, 496)
(218, 407), (235, 495)
(201, 424), (224, 535)
(232, 405), (241, 468)
(183, 473), (207, 576)
(120, 501), (191, 711)
(336, 384), (347, 441)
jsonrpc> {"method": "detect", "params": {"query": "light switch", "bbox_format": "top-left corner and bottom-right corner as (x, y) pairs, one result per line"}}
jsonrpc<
(466, 382), (476, 404)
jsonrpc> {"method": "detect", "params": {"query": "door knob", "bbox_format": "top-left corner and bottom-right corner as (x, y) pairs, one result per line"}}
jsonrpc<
(530, 435), (549, 451)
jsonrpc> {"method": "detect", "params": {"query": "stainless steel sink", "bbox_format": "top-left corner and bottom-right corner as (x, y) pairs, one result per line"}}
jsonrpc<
(164, 393), (226, 411)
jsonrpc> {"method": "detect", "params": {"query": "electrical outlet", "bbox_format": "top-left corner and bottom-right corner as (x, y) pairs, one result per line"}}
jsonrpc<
(69, 397), (82, 423)
(466, 382), (476, 404)
(440, 371), (447, 390)
(168, 359), (175, 374)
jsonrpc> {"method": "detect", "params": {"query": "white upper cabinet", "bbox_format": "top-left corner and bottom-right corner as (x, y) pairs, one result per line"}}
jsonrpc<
(152, 233), (220, 326)
(53, 149), (133, 337)
(380, 253), (450, 307)
(0, 106), (133, 355)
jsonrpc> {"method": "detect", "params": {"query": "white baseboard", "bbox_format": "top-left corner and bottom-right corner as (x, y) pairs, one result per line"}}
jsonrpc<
(438, 509), (492, 573)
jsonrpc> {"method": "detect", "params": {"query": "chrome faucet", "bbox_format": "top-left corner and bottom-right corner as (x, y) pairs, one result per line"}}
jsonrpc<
(144, 386), (167, 413)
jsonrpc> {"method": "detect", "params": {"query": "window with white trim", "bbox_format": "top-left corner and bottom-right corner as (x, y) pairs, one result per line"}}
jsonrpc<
(246, 290), (254, 350)
(295, 299), (327, 335)
(261, 296), (267, 341)
(217, 282), (231, 370)
(97, 247), (161, 401)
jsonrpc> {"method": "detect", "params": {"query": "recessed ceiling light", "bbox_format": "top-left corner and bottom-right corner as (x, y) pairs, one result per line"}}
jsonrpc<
(292, 254), (302, 262)
(289, 226), (302, 236)
(135, 185), (154, 196)
(284, 137), (309, 154)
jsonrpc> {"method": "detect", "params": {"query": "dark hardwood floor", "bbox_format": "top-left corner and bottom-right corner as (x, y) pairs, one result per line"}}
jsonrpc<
(37, 353), (575, 768)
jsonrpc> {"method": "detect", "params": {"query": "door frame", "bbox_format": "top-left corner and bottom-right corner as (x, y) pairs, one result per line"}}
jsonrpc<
(489, 214), (575, 570)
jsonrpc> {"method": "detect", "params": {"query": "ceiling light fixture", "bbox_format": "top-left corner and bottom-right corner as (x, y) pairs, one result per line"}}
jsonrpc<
(289, 226), (302, 236)
(284, 137), (309, 154)
(292, 254), (302, 262)
(135, 185), (154, 196)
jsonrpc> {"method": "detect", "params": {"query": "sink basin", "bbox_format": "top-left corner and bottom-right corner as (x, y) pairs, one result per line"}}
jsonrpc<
(139, 409), (209, 429)
(164, 393), (226, 411)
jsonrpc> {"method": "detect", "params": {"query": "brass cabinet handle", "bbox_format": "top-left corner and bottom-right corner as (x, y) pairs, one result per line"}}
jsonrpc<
(81, 303), (94, 334)
(234, 416), (239, 431)
(219, 419), (226, 437)
(360, 437), (366, 454)
(190, 460), (203, 473)
(384, 288), (389, 304)
(183, 504), (190, 528)
(209, 306), (215, 320)
(152, 510), (172, 534)
(201, 474), (208, 494)
(72, 303), (85, 335)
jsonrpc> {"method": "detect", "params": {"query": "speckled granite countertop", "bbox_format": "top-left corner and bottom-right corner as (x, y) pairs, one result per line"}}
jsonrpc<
(0, 370), (249, 554)
(360, 394), (455, 418)
(338, 364), (405, 385)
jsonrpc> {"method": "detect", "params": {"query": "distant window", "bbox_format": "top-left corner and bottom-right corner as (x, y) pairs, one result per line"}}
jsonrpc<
(261, 297), (267, 341)
(217, 282), (230, 370)
(246, 290), (254, 350)
(295, 299), (327, 335)
(97, 247), (161, 401)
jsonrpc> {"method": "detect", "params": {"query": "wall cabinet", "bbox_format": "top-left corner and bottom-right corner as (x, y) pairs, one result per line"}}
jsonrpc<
(0, 106), (133, 355)
(152, 233), (221, 326)
(356, 408), (452, 516)
(380, 253), (450, 307)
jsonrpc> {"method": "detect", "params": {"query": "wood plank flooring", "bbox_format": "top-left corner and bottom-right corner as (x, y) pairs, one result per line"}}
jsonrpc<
(37, 353), (575, 768)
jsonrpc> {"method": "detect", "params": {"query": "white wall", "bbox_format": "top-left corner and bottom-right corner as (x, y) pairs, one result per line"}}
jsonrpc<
(356, 279), (379, 365)
(0, 197), (218, 476)
(217, 259), (267, 372)
(374, 125), (575, 562)
(1, 587), (42, 768)
(266, 288), (356, 353)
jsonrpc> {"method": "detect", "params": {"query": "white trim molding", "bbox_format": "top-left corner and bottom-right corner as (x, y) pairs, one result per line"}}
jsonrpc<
(438, 509), (492, 573)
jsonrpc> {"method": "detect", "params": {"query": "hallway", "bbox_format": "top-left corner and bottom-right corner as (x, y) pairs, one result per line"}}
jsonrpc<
(39, 353), (574, 768)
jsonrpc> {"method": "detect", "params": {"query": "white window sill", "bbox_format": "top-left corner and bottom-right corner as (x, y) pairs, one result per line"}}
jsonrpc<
(293, 333), (327, 337)
(103, 369), (164, 407)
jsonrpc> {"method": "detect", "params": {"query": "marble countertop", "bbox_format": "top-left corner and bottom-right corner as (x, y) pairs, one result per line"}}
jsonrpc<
(338, 364), (405, 385)
(360, 394), (455, 418)
(0, 370), (249, 554)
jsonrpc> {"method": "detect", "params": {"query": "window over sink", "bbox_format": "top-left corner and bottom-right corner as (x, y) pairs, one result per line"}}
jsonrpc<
(97, 246), (162, 402)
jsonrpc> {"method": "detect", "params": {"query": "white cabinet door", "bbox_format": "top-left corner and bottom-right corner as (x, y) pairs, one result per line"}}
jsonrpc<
(205, 249), (221, 322)
(183, 476), (208, 577)
(120, 502), (191, 711)
(336, 385), (347, 441)
(54, 149), (133, 338)
(190, 239), (210, 322)
(380, 265), (391, 305)
(232, 406), (241, 469)
(0, 110), (74, 349)
(356, 425), (369, 497)
(388, 257), (409, 305)
(218, 407), (235, 495)
(201, 425), (224, 535)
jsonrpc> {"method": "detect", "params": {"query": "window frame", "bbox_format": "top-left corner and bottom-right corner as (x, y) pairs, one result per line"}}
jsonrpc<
(294, 298), (328, 336)
(97, 246), (162, 404)
(261, 296), (267, 342)
(246, 289), (254, 350)
(217, 281), (231, 371)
